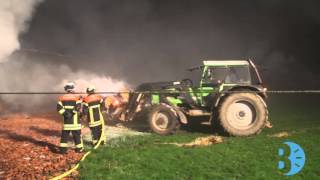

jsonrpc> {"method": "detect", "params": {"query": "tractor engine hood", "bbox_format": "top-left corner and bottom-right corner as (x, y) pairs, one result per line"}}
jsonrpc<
(136, 81), (181, 91)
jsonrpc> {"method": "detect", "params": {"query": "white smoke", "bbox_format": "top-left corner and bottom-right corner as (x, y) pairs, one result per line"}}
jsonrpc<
(60, 76), (128, 94)
(0, 0), (43, 61)
(0, 56), (130, 113)
(0, 0), (131, 113)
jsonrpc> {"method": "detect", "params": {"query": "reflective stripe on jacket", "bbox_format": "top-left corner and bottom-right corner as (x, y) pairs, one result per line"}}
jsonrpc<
(83, 94), (104, 127)
(57, 93), (82, 130)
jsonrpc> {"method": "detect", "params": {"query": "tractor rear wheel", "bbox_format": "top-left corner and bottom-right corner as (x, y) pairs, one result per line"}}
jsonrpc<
(218, 92), (267, 136)
(148, 105), (178, 135)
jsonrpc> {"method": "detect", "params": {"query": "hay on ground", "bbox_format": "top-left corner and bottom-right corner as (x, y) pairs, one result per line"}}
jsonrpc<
(268, 131), (290, 138)
(157, 136), (223, 147)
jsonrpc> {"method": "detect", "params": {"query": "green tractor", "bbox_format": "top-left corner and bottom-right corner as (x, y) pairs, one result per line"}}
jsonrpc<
(109, 59), (269, 136)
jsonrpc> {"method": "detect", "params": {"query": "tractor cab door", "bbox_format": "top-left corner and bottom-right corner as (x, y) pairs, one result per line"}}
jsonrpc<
(199, 66), (226, 107)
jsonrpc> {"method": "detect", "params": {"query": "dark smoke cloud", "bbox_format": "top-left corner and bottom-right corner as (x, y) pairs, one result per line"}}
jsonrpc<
(20, 0), (320, 90)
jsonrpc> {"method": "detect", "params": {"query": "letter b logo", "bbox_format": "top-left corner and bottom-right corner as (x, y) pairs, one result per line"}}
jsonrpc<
(278, 141), (306, 176)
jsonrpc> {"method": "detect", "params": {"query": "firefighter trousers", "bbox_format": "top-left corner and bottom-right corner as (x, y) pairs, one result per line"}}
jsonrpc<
(60, 130), (83, 153)
(90, 125), (105, 146)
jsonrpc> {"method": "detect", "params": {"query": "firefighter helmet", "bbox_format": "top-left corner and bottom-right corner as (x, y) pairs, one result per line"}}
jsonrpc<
(86, 85), (96, 94)
(64, 82), (75, 92)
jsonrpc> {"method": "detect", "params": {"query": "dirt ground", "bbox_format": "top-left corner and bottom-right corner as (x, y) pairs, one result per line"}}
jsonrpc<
(0, 113), (147, 180)
(0, 113), (84, 179)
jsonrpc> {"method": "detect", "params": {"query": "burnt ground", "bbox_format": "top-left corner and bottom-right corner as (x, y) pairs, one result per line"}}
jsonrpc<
(0, 113), (84, 179)
(0, 113), (148, 180)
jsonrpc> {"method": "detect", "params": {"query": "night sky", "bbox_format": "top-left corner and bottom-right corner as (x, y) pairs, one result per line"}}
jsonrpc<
(20, 0), (320, 89)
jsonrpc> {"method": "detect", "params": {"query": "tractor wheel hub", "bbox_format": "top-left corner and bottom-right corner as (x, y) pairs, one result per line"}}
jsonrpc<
(153, 112), (169, 130)
(226, 101), (256, 130)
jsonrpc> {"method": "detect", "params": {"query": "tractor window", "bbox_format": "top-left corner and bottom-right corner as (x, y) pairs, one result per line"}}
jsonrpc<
(204, 67), (228, 83)
(225, 66), (251, 84)
(204, 66), (251, 84)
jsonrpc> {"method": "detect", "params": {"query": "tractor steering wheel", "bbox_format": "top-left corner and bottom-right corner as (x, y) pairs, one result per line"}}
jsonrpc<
(181, 78), (193, 87)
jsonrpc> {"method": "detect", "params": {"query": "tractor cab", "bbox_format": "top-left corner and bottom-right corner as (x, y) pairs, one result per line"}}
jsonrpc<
(201, 60), (251, 87)
(184, 60), (263, 108)
(186, 60), (252, 88)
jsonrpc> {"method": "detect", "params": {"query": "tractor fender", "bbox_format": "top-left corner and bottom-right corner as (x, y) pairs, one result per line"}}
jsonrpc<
(229, 85), (267, 98)
(175, 109), (188, 124)
(214, 85), (266, 108)
(160, 103), (187, 124)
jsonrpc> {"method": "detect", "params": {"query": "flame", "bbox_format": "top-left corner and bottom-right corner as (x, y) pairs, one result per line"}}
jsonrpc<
(112, 99), (120, 107)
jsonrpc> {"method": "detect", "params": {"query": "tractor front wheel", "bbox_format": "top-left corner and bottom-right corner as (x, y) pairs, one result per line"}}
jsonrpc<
(218, 93), (267, 136)
(148, 105), (178, 135)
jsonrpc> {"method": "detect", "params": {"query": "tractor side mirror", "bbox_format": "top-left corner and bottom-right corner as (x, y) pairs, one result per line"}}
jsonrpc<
(202, 79), (222, 87)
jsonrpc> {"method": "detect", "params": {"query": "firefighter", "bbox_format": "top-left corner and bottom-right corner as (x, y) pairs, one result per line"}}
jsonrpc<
(57, 82), (83, 153)
(83, 86), (106, 146)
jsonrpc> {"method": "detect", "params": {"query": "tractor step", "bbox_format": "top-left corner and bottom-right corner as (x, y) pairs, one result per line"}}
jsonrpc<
(187, 110), (211, 116)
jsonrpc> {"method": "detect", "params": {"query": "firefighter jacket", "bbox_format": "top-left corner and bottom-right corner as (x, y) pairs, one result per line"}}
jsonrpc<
(83, 94), (105, 127)
(57, 93), (82, 130)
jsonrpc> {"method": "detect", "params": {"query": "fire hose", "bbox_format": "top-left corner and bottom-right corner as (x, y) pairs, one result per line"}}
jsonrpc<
(50, 119), (105, 180)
